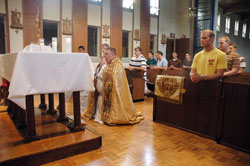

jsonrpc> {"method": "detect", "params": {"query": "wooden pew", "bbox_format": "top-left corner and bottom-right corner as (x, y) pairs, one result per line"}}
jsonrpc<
(153, 73), (222, 139)
(218, 72), (250, 153)
(153, 71), (250, 153)
(125, 69), (145, 101)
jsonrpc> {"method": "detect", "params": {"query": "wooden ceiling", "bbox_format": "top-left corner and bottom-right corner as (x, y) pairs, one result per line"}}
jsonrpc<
(219, 0), (250, 21)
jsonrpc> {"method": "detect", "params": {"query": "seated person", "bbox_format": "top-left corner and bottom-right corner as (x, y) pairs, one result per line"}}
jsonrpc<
(152, 51), (168, 70)
(183, 53), (192, 69)
(169, 52), (183, 69)
(82, 47), (143, 125)
(219, 36), (240, 77)
(146, 52), (157, 68)
(128, 46), (148, 93)
(78, 45), (85, 53)
(229, 43), (246, 73)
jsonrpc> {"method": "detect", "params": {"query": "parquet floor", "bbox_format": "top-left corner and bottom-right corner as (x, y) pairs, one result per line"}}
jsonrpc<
(3, 95), (250, 166)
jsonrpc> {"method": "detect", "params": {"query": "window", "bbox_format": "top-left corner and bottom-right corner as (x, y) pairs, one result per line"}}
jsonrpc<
(88, 0), (101, 5)
(216, 14), (220, 31)
(150, 0), (159, 16)
(242, 23), (247, 38)
(234, 20), (239, 36)
(123, 0), (133, 9)
(225, 16), (230, 34)
(122, 31), (132, 58)
(0, 16), (6, 54)
(88, 0), (101, 2)
(88, 26), (99, 57)
(43, 20), (59, 51)
(150, 35), (157, 53)
(122, 31), (129, 57)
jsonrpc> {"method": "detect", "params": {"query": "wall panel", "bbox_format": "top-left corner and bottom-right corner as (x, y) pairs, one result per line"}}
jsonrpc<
(72, 0), (88, 52)
(140, 0), (150, 59)
(23, 0), (42, 47)
(110, 0), (122, 57)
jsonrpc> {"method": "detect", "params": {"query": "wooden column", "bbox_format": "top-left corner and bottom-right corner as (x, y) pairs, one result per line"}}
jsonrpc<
(23, 0), (43, 47)
(72, 0), (88, 52)
(11, 103), (18, 120)
(48, 93), (57, 114)
(70, 91), (84, 132)
(25, 95), (39, 142)
(110, 0), (122, 58)
(57, 93), (68, 122)
(39, 94), (47, 110)
(140, 0), (150, 59)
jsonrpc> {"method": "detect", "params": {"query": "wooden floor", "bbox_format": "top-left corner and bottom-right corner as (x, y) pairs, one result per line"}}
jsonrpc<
(40, 95), (249, 166)
(0, 95), (101, 166)
(1, 95), (250, 166)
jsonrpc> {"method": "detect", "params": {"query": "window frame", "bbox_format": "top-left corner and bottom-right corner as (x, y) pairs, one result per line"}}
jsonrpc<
(122, 0), (134, 10)
(242, 23), (247, 38)
(225, 16), (230, 34)
(234, 20), (239, 36)
(150, 0), (159, 16)
(88, 25), (100, 62)
(216, 13), (220, 31)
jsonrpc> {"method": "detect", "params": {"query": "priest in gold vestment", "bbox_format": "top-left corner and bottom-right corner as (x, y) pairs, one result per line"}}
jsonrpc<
(82, 47), (142, 125)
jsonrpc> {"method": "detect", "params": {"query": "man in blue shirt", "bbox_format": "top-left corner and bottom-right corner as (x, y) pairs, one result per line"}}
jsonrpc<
(153, 51), (168, 70)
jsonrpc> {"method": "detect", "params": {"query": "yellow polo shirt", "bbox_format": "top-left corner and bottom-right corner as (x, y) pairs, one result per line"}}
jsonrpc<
(191, 48), (227, 76)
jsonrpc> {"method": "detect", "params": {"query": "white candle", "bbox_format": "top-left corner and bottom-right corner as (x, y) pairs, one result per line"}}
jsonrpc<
(52, 37), (57, 52)
(65, 36), (72, 52)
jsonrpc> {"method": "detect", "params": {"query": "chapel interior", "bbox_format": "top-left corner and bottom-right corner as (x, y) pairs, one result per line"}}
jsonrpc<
(0, 0), (250, 165)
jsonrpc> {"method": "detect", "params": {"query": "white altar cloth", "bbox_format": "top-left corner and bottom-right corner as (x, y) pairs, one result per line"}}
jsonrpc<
(7, 52), (95, 109)
(0, 53), (18, 85)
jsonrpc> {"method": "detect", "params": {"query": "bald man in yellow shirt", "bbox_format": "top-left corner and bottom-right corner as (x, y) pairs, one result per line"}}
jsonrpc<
(190, 30), (227, 83)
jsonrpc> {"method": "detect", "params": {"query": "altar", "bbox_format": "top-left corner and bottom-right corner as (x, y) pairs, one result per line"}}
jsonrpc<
(0, 51), (102, 165)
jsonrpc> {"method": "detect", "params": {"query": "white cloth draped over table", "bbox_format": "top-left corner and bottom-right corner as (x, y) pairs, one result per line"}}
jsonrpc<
(7, 52), (95, 110)
(0, 53), (18, 84)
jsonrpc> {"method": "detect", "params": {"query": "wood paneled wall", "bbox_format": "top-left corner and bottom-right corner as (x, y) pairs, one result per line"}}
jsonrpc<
(72, 0), (88, 53)
(5, 0), (10, 53)
(140, 0), (150, 59)
(110, 0), (122, 58)
(23, 0), (43, 47)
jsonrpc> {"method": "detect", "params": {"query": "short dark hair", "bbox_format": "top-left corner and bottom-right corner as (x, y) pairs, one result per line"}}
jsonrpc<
(230, 42), (237, 48)
(78, 45), (85, 50)
(155, 51), (163, 56)
(102, 43), (109, 48)
(149, 51), (154, 55)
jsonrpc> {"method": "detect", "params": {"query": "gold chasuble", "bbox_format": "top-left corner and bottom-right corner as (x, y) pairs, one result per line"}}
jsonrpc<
(82, 57), (141, 125)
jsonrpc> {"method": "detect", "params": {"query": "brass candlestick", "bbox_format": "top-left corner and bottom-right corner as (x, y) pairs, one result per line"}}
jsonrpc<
(35, 7), (40, 45)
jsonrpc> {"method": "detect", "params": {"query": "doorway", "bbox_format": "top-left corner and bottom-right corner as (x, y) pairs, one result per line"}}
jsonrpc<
(0, 16), (6, 54)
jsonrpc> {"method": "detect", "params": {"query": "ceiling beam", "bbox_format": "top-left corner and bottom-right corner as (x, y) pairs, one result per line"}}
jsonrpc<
(223, 1), (250, 14)
(242, 14), (250, 21)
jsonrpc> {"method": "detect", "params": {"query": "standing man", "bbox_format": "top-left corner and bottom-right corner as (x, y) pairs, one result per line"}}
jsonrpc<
(146, 52), (157, 68)
(229, 43), (246, 73)
(153, 51), (168, 70)
(218, 36), (240, 77)
(190, 30), (227, 83)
